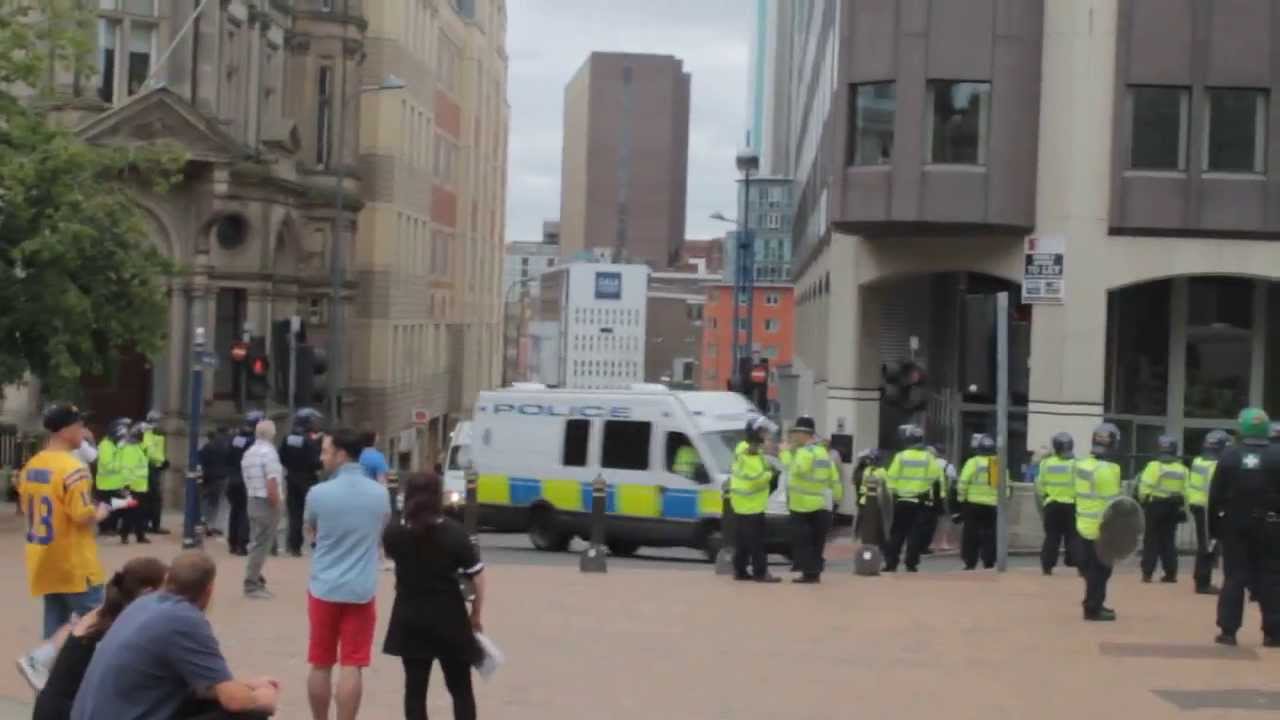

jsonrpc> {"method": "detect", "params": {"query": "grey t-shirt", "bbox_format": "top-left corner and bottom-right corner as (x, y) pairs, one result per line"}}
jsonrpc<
(70, 592), (233, 720)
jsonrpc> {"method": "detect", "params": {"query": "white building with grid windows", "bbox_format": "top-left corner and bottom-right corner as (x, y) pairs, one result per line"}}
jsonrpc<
(532, 263), (650, 389)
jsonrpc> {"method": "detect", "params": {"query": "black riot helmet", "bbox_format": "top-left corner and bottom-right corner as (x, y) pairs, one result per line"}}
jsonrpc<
(899, 424), (925, 449)
(1051, 432), (1074, 458)
(1201, 430), (1230, 459)
(293, 407), (324, 434)
(792, 415), (817, 436)
(1090, 423), (1121, 457)
(974, 434), (996, 456)
(241, 409), (266, 435)
(107, 417), (132, 443)
(1156, 434), (1179, 460)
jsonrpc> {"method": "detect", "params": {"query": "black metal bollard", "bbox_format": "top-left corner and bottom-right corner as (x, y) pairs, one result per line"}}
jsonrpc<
(714, 483), (736, 575)
(580, 473), (607, 573)
(387, 469), (401, 526)
(463, 462), (479, 542)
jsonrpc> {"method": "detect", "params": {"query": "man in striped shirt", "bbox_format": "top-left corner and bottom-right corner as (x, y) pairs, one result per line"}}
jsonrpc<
(241, 419), (284, 600)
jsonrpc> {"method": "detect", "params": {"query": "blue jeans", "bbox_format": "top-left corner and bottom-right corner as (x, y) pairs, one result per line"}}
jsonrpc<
(42, 585), (104, 639)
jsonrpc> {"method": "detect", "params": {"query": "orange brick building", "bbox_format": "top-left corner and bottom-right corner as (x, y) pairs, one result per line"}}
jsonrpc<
(700, 283), (794, 395)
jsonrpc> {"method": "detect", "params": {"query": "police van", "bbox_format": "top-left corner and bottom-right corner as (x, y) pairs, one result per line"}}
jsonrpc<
(463, 384), (790, 559)
(442, 421), (471, 514)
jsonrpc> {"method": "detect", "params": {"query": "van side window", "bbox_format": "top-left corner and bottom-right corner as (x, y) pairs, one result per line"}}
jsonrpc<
(562, 419), (590, 467)
(602, 420), (651, 471)
(665, 432), (700, 480)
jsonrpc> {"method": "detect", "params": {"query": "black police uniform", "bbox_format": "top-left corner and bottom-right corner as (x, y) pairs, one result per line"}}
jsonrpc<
(1211, 439), (1280, 642)
(197, 430), (233, 534)
(225, 428), (254, 555)
(279, 430), (323, 555)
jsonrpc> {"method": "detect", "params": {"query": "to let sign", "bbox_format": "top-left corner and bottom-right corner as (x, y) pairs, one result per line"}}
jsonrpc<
(1022, 235), (1065, 304)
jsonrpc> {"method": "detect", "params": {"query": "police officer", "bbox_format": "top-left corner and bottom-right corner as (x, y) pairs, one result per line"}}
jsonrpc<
(141, 410), (170, 535)
(919, 445), (949, 555)
(280, 408), (324, 557)
(225, 410), (262, 557)
(1076, 423), (1124, 622)
(955, 434), (1006, 570)
(785, 416), (842, 583)
(673, 440), (700, 480)
(1138, 435), (1189, 584)
(1037, 432), (1078, 575)
(1211, 408), (1280, 647)
(118, 421), (151, 544)
(884, 424), (942, 573)
(94, 418), (129, 535)
(730, 417), (781, 583)
(1189, 430), (1229, 595)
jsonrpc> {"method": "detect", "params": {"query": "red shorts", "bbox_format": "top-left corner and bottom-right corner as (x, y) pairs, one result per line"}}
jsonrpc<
(307, 593), (377, 668)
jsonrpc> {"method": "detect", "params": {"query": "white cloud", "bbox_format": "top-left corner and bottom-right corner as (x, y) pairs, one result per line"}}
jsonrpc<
(505, 0), (751, 244)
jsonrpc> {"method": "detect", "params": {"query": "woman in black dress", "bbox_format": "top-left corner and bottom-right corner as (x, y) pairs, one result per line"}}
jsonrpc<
(33, 556), (168, 720)
(383, 472), (487, 720)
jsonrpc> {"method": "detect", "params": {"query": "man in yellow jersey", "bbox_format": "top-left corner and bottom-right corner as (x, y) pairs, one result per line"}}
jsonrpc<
(19, 404), (110, 639)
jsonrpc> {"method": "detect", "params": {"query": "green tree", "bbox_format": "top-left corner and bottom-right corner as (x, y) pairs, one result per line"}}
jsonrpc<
(0, 2), (185, 399)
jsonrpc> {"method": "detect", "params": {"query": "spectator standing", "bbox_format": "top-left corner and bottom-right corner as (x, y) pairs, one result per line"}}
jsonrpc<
(32, 556), (167, 720)
(197, 427), (233, 537)
(70, 551), (279, 720)
(383, 472), (486, 720)
(241, 420), (284, 600)
(304, 428), (391, 720)
(358, 430), (389, 484)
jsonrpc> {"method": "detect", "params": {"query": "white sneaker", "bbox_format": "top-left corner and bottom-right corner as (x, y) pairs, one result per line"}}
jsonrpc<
(16, 654), (48, 692)
(244, 588), (275, 600)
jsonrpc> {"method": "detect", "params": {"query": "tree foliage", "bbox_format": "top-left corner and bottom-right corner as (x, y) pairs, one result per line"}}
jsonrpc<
(0, 1), (186, 399)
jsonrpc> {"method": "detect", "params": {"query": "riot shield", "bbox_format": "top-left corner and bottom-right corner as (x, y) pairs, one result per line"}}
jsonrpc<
(1096, 495), (1145, 565)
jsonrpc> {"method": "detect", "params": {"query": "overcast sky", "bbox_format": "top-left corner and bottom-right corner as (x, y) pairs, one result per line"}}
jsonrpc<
(504, 0), (751, 243)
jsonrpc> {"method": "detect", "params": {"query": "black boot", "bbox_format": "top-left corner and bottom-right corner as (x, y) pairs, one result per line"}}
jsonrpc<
(1215, 632), (1238, 647)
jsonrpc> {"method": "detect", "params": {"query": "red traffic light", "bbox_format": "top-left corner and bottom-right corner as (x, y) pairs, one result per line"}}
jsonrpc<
(251, 357), (268, 377)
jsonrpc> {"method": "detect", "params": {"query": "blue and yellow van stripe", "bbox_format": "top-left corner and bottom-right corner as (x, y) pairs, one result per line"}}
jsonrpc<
(477, 474), (721, 520)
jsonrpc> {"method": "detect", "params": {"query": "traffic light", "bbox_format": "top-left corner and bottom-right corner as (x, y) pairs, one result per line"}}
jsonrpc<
(271, 318), (308, 405)
(749, 358), (769, 412)
(295, 344), (328, 405)
(246, 336), (270, 402)
(881, 360), (927, 411)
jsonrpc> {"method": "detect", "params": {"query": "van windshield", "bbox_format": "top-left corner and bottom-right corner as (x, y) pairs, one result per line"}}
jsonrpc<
(447, 445), (466, 470)
(701, 430), (746, 474)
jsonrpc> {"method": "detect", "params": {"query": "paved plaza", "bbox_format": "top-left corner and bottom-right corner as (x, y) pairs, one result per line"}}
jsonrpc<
(1, 511), (1278, 719)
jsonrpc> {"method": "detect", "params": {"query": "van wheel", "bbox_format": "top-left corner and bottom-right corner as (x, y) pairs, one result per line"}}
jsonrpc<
(700, 527), (724, 563)
(528, 507), (570, 552)
(607, 540), (639, 557)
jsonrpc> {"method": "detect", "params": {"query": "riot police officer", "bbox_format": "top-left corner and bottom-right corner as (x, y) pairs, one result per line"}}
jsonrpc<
(884, 424), (942, 573)
(1037, 432), (1078, 575)
(280, 408), (324, 557)
(1076, 423), (1124, 622)
(94, 418), (130, 535)
(225, 410), (263, 556)
(1138, 435), (1189, 583)
(1189, 430), (1230, 595)
(140, 410), (170, 534)
(1211, 408), (1280, 646)
(955, 434), (1006, 570)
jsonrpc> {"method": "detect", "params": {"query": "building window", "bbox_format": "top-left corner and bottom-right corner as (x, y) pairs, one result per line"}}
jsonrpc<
(764, 319), (778, 333)
(707, 344), (717, 357)
(1185, 278), (1254, 419)
(433, 133), (457, 184)
(96, 2), (157, 105)
(737, 319), (748, 331)
(927, 81), (990, 165)
(437, 32), (461, 95)
(710, 318), (718, 329)
(317, 66), (334, 167)
(849, 82), (895, 166)
(1130, 86), (1189, 171)
(764, 213), (782, 229)
(764, 293), (779, 306)
(1106, 280), (1170, 416)
(686, 304), (703, 322)
(1205, 88), (1267, 174)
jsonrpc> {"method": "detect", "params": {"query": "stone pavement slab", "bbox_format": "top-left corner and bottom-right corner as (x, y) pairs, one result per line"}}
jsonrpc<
(0, 511), (1277, 718)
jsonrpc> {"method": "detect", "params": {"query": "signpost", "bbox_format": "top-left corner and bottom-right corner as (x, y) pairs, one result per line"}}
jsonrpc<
(995, 292), (1010, 573)
(1021, 235), (1065, 305)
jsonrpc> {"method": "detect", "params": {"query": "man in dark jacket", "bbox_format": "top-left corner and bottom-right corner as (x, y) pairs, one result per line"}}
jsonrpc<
(197, 427), (233, 538)
(279, 409), (324, 556)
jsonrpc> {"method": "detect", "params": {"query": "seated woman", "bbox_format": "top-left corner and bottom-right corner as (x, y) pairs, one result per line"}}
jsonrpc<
(33, 556), (168, 720)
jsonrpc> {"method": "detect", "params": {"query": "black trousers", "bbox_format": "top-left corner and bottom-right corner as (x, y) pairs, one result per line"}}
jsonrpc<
(226, 477), (249, 552)
(119, 490), (149, 542)
(285, 476), (315, 554)
(920, 510), (940, 551)
(1041, 501), (1077, 571)
(885, 501), (931, 571)
(402, 653), (477, 720)
(1217, 523), (1280, 637)
(1080, 538), (1113, 614)
(733, 512), (769, 578)
(961, 504), (998, 569)
(1140, 499), (1181, 579)
(1190, 505), (1218, 589)
(147, 466), (164, 530)
(789, 510), (832, 579)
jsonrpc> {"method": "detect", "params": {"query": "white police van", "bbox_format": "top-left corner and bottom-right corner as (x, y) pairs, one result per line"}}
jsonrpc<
(442, 420), (471, 514)
(463, 384), (789, 559)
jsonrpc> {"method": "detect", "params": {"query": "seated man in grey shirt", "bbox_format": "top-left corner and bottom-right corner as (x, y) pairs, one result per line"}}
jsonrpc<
(71, 551), (279, 720)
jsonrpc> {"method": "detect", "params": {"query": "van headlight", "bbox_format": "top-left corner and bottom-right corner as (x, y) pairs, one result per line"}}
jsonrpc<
(447, 490), (463, 506)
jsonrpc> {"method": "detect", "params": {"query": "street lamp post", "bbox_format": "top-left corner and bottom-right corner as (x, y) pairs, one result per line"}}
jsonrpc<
(733, 148), (760, 393)
(326, 64), (407, 421)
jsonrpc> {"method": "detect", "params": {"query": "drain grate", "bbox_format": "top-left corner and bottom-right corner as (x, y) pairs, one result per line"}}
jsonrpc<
(1153, 689), (1280, 711)
(1099, 642), (1259, 660)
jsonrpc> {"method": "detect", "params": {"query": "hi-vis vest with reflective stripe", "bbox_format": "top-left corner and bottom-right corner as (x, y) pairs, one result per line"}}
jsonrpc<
(957, 456), (1008, 507)
(95, 439), (124, 491)
(859, 467), (886, 505)
(887, 448), (937, 501)
(1074, 457), (1122, 541)
(730, 451), (772, 515)
(787, 444), (842, 513)
(1187, 457), (1216, 507)
(1138, 460), (1188, 501)
(1037, 456), (1075, 505)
